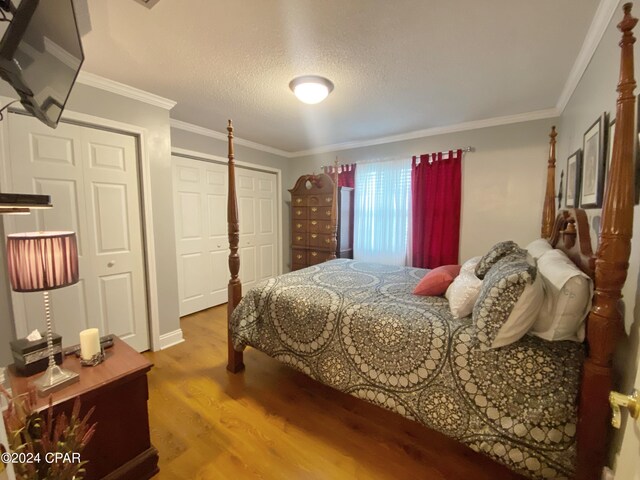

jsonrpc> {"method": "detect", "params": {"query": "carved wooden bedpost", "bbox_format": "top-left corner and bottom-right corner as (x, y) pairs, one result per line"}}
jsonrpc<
(330, 158), (339, 259)
(576, 4), (637, 479)
(541, 126), (557, 238)
(226, 120), (244, 373)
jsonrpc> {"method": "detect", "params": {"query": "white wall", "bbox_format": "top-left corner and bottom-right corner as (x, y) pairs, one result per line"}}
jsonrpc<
(556, 1), (640, 474)
(290, 118), (556, 263)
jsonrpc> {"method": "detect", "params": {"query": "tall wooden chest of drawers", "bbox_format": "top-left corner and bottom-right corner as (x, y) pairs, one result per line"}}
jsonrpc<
(290, 173), (338, 271)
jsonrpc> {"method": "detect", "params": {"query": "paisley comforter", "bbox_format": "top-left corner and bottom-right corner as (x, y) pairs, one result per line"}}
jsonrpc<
(230, 259), (583, 479)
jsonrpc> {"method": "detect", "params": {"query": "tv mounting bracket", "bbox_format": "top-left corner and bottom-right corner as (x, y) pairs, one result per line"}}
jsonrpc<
(0, 1), (14, 14)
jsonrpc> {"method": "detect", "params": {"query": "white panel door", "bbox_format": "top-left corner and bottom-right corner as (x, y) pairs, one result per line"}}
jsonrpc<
(5, 114), (150, 351)
(238, 169), (277, 292)
(172, 157), (228, 316)
(172, 156), (278, 316)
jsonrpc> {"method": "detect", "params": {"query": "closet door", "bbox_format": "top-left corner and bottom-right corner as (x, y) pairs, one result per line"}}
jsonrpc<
(5, 113), (150, 351)
(172, 156), (278, 316)
(172, 157), (228, 316)
(238, 168), (277, 292)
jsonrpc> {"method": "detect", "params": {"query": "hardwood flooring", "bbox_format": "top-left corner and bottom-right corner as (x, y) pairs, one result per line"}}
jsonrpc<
(145, 305), (525, 480)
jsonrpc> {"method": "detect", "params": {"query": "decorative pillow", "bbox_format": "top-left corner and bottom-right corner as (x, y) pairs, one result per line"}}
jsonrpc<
(474, 241), (521, 279)
(460, 256), (482, 275)
(445, 269), (483, 319)
(413, 264), (461, 296)
(473, 252), (541, 349)
(526, 238), (554, 260)
(530, 249), (593, 342)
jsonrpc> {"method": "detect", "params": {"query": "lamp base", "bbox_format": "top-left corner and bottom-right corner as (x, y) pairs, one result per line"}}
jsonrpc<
(33, 364), (79, 396)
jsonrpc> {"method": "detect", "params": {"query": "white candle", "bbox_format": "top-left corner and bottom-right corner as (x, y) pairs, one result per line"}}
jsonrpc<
(79, 328), (100, 360)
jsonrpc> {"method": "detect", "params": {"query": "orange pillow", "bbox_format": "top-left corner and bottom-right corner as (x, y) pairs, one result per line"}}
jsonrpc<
(413, 265), (462, 296)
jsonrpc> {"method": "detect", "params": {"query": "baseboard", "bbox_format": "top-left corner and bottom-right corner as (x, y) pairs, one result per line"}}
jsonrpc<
(101, 446), (159, 480)
(158, 329), (184, 350)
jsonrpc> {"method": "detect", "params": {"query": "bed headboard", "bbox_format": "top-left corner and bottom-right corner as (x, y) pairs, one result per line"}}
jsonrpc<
(539, 4), (637, 479)
(547, 208), (596, 279)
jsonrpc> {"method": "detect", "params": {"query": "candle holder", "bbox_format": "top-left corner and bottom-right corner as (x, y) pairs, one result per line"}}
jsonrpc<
(79, 348), (105, 367)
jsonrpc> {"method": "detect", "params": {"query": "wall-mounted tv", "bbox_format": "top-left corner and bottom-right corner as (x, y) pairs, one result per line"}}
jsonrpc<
(0, 0), (84, 128)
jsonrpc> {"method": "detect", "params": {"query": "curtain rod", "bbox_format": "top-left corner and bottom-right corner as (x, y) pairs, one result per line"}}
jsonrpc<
(321, 146), (475, 170)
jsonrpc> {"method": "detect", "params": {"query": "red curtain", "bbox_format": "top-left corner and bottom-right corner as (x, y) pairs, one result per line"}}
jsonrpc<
(324, 164), (356, 188)
(411, 150), (462, 269)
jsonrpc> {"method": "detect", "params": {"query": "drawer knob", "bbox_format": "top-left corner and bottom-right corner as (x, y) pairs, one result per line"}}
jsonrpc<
(311, 221), (317, 225)
(296, 236), (302, 241)
(325, 239), (330, 244)
(326, 197), (331, 202)
(311, 252), (318, 257)
(311, 234), (317, 239)
(296, 210), (302, 216)
(296, 254), (302, 260)
(311, 207), (318, 212)
(296, 198), (302, 203)
(326, 210), (331, 216)
(296, 223), (302, 228)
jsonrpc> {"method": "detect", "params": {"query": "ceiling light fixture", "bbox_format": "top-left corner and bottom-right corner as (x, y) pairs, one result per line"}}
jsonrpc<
(289, 75), (334, 105)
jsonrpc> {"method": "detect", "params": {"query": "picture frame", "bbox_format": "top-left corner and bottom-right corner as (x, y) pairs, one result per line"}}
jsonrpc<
(566, 149), (582, 208)
(636, 94), (640, 205)
(580, 113), (608, 208)
(607, 117), (615, 175)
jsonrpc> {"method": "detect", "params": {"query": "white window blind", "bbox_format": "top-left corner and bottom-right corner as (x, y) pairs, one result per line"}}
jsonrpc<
(353, 158), (411, 265)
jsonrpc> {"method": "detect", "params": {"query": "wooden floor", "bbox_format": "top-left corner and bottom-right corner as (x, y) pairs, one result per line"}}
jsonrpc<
(145, 305), (525, 480)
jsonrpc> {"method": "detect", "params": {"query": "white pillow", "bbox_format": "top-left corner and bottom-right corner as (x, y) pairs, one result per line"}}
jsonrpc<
(446, 267), (482, 319)
(526, 239), (553, 260)
(460, 256), (482, 274)
(492, 273), (544, 348)
(529, 249), (593, 342)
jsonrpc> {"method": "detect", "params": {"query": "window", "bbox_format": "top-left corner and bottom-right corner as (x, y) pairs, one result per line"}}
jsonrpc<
(353, 158), (411, 265)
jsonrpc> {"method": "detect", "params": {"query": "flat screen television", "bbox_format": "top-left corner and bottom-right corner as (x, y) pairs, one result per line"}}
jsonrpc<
(0, 0), (84, 128)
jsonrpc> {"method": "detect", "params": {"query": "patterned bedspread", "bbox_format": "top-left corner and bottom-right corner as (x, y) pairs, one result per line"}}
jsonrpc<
(230, 259), (584, 479)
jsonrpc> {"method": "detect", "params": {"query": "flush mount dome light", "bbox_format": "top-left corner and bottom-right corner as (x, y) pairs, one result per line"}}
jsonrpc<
(289, 75), (334, 104)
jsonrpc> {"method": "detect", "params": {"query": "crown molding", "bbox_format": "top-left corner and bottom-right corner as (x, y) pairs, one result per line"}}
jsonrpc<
(76, 71), (177, 110)
(170, 119), (292, 157)
(556, 0), (620, 113)
(172, 109), (558, 159)
(289, 108), (559, 157)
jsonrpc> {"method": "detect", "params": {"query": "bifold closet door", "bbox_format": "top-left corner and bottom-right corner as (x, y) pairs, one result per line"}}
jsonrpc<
(172, 156), (278, 316)
(5, 113), (150, 352)
(237, 168), (277, 292)
(172, 157), (228, 316)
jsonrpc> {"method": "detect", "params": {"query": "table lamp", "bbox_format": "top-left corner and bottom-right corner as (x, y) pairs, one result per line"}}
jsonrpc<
(6, 231), (80, 395)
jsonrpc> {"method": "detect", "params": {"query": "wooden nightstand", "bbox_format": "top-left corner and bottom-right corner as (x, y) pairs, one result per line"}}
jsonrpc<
(7, 337), (159, 480)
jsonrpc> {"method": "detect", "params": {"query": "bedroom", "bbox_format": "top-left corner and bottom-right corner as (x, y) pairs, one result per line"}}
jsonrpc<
(0, 0), (639, 479)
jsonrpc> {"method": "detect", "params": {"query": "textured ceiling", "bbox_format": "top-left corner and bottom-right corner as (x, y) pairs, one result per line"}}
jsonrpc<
(80, 0), (600, 153)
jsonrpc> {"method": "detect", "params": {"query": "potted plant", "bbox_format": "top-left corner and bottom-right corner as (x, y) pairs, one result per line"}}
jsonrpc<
(1, 387), (96, 480)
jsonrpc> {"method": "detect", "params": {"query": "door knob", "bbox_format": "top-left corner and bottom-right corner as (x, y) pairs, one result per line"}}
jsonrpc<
(107, 261), (115, 268)
(609, 389), (639, 428)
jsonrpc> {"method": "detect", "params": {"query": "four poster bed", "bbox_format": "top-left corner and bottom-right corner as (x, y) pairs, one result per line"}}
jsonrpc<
(222, 5), (637, 479)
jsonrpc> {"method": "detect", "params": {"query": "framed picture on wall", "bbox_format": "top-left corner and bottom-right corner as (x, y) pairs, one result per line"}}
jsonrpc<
(581, 113), (607, 208)
(607, 117), (615, 174)
(566, 149), (582, 208)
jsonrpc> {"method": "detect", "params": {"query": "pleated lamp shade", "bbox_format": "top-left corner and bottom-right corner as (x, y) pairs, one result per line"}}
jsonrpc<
(6, 231), (79, 292)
